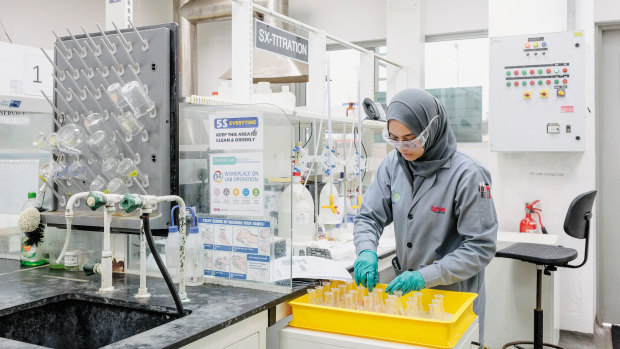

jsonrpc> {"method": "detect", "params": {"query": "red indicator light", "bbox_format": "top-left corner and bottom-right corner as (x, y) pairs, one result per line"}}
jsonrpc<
(546, 80), (551, 84)
(546, 69), (551, 73)
(563, 79), (567, 84)
(530, 70), (535, 74)
(525, 43), (531, 48)
(563, 68), (568, 73)
(514, 82), (518, 86)
(530, 81), (535, 85)
(514, 70), (519, 75)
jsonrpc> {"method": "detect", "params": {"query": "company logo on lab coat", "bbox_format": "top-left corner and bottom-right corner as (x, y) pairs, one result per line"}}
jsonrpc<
(392, 192), (401, 202)
(430, 205), (446, 214)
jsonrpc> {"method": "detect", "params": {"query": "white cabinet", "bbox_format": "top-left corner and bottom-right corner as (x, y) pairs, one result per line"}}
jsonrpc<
(182, 311), (268, 349)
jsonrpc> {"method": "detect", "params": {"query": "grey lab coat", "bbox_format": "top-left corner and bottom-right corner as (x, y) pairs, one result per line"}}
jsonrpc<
(354, 150), (498, 342)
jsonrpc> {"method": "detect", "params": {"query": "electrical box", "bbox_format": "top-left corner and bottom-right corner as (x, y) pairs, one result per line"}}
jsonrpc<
(489, 31), (585, 152)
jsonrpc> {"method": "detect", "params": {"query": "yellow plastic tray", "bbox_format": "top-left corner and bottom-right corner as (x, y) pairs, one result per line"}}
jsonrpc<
(288, 283), (478, 348)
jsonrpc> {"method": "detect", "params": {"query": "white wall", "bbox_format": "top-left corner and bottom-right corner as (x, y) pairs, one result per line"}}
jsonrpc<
(289, 0), (387, 43)
(425, 0), (487, 36)
(196, 21), (232, 97)
(475, 0), (596, 334)
(0, 0), (172, 49)
(595, 0), (620, 23)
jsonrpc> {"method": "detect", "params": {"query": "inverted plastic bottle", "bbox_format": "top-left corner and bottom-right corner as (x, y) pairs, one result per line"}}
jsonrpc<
(185, 208), (205, 286)
(278, 171), (315, 241)
(165, 206), (181, 283)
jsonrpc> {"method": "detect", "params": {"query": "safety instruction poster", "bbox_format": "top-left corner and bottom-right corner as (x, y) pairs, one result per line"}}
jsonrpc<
(208, 112), (263, 150)
(209, 152), (264, 217)
(198, 217), (271, 282)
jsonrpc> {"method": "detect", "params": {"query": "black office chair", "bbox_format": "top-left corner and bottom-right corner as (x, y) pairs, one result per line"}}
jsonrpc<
(495, 190), (596, 349)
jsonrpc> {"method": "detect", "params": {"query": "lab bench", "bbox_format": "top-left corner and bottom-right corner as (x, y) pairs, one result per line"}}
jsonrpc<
(0, 258), (308, 348)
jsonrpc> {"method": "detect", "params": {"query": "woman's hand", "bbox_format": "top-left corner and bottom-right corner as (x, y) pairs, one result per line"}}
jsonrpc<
(385, 270), (425, 295)
(354, 250), (379, 291)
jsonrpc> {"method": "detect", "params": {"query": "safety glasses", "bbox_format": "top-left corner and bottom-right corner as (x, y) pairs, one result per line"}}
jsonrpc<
(382, 115), (440, 150)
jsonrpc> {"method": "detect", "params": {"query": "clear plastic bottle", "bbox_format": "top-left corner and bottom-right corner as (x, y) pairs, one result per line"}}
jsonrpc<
(165, 225), (180, 283)
(278, 172), (315, 242)
(185, 225), (205, 286)
(20, 192), (46, 266)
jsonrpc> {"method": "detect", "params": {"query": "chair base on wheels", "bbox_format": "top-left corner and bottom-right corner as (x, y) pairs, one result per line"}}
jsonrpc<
(501, 341), (564, 349)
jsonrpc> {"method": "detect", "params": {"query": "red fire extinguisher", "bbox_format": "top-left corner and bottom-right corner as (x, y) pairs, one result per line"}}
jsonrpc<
(519, 200), (548, 234)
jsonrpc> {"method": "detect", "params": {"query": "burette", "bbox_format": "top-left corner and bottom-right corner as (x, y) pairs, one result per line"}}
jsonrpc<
(321, 60), (337, 214)
(352, 80), (363, 210)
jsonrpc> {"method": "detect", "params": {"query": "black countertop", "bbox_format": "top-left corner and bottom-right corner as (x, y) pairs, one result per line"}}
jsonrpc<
(0, 259), (309, 348)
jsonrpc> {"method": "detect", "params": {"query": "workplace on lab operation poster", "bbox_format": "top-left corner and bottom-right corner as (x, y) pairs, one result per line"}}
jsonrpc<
(209, 152), (264, 217)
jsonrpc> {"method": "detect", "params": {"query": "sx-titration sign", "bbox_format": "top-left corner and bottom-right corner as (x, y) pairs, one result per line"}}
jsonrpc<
(210, 152), (264, 217)
(209, 113), (263, 150)
(198, 217), (271, 282)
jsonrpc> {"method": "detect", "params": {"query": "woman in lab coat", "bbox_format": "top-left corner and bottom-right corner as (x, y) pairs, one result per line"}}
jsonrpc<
(353, 88), (497, 344)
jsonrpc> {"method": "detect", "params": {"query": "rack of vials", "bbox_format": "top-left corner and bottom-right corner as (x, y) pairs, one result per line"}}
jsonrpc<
(37, 22), (179, 234)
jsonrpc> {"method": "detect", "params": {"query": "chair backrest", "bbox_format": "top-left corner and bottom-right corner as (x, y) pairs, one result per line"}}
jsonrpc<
(563, 190), (597, 239)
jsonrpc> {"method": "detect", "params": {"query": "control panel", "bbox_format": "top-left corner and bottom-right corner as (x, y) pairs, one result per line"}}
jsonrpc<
(490, 31), (585, 152)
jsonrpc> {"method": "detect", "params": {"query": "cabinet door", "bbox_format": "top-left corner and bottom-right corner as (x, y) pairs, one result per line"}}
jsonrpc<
(225, 332), (259, 349)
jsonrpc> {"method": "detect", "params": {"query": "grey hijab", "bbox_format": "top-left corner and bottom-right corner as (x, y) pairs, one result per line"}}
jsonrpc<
(386, 88), (457, 178)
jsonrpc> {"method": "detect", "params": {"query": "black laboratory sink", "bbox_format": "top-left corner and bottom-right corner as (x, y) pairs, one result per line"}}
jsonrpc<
(0, 293), (186, 348)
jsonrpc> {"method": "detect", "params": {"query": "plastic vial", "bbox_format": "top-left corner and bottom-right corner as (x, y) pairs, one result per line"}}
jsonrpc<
(307, 289), (317, 305)
(88, 131), (119, 159)
(314, 286), (324, 305)
(185, 226), (205, 286)
(117, 111), (144, 137)
(120, 81), (155, 116)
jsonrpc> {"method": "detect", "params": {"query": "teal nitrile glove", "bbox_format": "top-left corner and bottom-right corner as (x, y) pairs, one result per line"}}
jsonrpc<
(385, 271), (426, 295)
(354, 250), (378, 291)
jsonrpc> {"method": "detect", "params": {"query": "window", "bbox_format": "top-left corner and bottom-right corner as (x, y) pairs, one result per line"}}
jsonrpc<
(425, 38), (489, 142)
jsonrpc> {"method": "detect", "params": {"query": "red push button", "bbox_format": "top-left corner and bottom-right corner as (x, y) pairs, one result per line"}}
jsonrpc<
(514, 70), (519, 75)
(525, 43), (531, 48)
(563, 68), (568, 73)
(563, 79), (567, 84)
(546, 68), (551, 73)
(530, 81), (535, 85)
(546, 80), (551, 85)
(514, 82), (519, 86)
(530, 69), (535, 74)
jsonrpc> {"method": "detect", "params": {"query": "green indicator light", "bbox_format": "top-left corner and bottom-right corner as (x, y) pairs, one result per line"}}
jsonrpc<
(554, 79), (559, 84)
(538, 69), (543, 74)
(522, 70), (527, 75)
(506, 71), (511, 76)
(522, 81), (527, 86)
(506, 82), (511, 86)
(538, 80), (543, 85)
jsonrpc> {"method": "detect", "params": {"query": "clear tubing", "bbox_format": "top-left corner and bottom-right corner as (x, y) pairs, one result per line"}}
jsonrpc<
(66, 28), (87, 57)
(128, 19), (148, 51)
(111, 21), (132, 52)
(55, 88), (80, 122)
(96, 23), (116, 54)
(52, 30), (72, 58)
(81, 70), (101, 99)
(55, 46), (79, 80)
(72, 48), (94, 78)
(81, 26), (101, 56)
(40, 91), (63, 128)
(40, 48), (66, 81)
